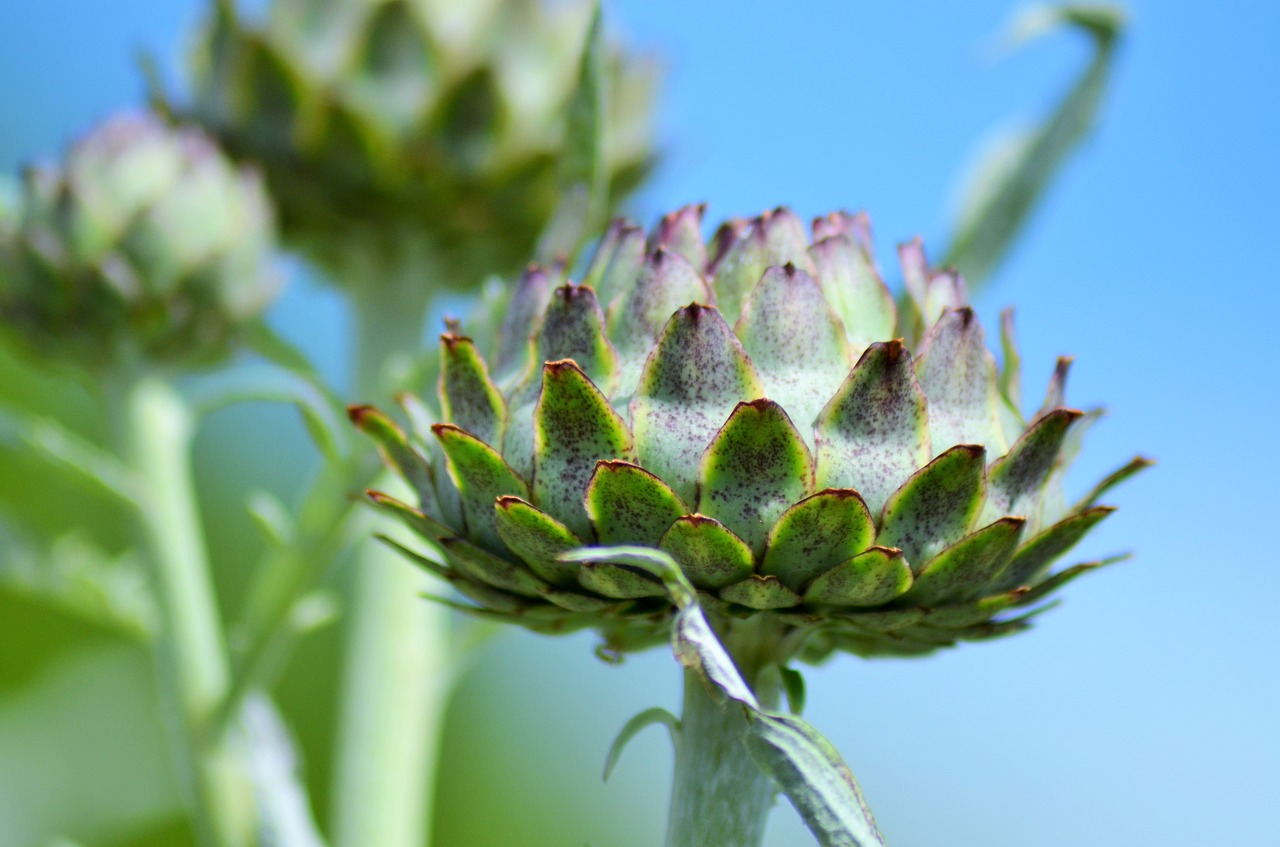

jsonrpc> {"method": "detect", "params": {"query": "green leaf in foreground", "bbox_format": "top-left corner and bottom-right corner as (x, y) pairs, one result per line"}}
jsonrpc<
(561, 545), (887, 847)
(942, 4), (1125, 287)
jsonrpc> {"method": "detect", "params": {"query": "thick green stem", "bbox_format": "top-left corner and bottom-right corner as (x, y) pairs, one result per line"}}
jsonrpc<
(121, 373), (252, 847)
(332, 256), (448, 847)
(665, 621), (783, 847)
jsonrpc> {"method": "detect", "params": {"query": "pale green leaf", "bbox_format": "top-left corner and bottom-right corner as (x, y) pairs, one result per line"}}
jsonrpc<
(943, 5), (1124, 287)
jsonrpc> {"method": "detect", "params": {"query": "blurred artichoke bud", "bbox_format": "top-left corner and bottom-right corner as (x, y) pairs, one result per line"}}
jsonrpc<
(356, 206), (1151, 660)
(0, 113), (280, 370)
(182, 0), (656, 290)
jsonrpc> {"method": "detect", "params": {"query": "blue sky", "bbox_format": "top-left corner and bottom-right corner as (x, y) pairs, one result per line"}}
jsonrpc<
(1, 2), (1277, 846)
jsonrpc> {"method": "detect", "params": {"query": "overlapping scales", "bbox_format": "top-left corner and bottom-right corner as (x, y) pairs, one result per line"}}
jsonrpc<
(181, 0), (655, 285)
(359, 205), (1150, 659)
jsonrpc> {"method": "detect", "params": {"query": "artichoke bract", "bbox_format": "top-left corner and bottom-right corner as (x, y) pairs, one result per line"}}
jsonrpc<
(0, 113), (279, 369)
(357, 205), (1150, 660)
(185, 0), (654, 287)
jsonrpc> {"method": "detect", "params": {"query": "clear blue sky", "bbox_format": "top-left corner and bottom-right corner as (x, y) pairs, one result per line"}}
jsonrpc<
(1, 2), (1276, 846)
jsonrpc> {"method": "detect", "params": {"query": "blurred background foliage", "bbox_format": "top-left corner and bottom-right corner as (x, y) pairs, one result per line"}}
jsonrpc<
(1, 2), (1278, 846)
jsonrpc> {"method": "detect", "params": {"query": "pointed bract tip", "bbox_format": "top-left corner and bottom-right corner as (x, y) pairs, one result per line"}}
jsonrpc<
(443, 315), (462, 334)
(543, 358), (583, 376)
(440, 332), (469, 348)
(347, 404), (375, 425)
(883, 338), (906, 362)
(430, 422), (465, 437)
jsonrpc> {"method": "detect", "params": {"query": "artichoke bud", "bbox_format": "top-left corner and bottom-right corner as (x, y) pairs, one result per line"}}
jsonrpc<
(182, 0), (657, 290)
(359, 206), (1151, 661)
(0, 113), (279, 370)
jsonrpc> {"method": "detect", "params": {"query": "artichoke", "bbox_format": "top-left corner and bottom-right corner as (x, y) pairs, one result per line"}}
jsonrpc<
(357, 205), (1149, 661)
(0, 113), (279, 369)
(183, 0), (655, 288)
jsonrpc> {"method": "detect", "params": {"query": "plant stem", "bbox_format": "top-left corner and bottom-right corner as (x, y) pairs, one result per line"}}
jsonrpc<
(332, 255), (449, 847)
(120, 372), (252, 847)
(665, 620), (783, 847)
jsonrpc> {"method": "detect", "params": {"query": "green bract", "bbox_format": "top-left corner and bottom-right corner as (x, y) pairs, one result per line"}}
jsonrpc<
(0, 113), (279, 369)
(359, 205), (1150, 659)
(184, 0), (655, 287)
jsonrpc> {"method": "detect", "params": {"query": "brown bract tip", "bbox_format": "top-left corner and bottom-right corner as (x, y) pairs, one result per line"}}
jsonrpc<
(868, 546), (904, 559)
(543, 358), (582, 376)
(884, 338), (906, 362)
(347, 404), (375, 424)
(440, 332), (470, 348)
(496, 495), (525, 509)
(431, 422), (464, 436)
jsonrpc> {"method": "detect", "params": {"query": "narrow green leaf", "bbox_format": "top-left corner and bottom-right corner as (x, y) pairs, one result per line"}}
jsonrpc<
(240, 695), (329, 847)
(779, 666), (806, 715)
(901, 517), (1026, 605)
(245, 489), (295, 548)
(1072, 455), (1155, 512)
(494, 496), (583, 586)
(743, 712), (887, 847)
(980, 408), (1083, 526)
(349, 404), (434, 506)
(993, 505), (1114, 591)
(998, 308), (1023, 410)
(603, 707), (680, 781)
(433, 423), (529, 554)
(187, 361), (347, 460)
(942, 5), (1124, 287)
(576, 560), (667, 599)
(0, 411), (140, 507)
(439, 537), (549, 598)
(562, 543), (888, 847)
(697, 399), (813, 557)
(439, 333), (506, 449)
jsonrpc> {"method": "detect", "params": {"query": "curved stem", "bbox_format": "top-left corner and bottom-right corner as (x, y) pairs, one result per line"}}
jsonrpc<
(665, 620), (783, 847)
(331, 257), (449, 847)
(119, 373), (252, 847)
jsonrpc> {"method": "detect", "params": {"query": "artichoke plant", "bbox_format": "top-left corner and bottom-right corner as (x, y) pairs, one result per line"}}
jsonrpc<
(359, 204), (1148, 660)
(0, 112), (278, 370)
(182, 0), (655, 289)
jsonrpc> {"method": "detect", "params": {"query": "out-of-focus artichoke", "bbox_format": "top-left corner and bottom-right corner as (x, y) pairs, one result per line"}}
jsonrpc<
(355, 205), (1151, 661)
(0, 113), (279, 370)
(182, 0), (655, 290)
